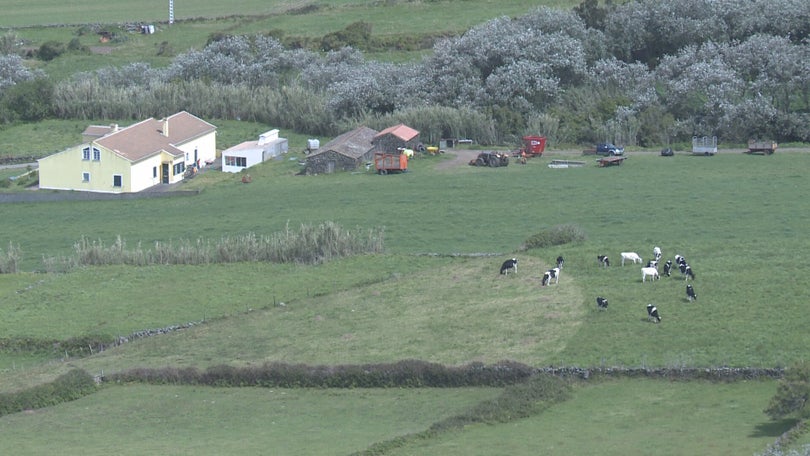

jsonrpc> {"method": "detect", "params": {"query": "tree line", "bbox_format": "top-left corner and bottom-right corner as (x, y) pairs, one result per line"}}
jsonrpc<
(1, 0), (809, 147)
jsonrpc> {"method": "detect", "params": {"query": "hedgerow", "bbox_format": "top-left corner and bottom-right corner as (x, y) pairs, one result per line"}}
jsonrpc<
(0, 369), (96, 417)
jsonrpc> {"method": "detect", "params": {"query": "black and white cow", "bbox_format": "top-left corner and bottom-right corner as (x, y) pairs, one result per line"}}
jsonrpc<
(646, 259), (659, 269)
(500, 258), (518, 275)
(542, 267), (560, 286)
(596, 296), (609, 310)
(686, 284), (697, 302)
(556, 255), (565, 269)
(680, 263), (695, 281)
(597, 255), (610, 267)
(653, 246), (662, 261)
(646, 304), (661, 323)
(663, 260), (673, 277)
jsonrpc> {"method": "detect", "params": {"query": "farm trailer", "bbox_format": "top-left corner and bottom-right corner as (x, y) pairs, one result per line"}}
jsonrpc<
(374, 152), (408, 174)
(746, 139), (777, 155)
(512, 135), (547, 159)
(692, 136), (717, 156)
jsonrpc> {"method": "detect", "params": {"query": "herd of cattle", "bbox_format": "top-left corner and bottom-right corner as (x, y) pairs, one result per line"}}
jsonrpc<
(499, 246), (698, 324)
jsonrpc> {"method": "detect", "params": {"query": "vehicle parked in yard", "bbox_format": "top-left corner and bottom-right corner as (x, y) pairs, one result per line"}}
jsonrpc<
(469, 151), (509, 167)
(595, 143), (624, 156)
(746, 139), (777, 155)
(692, 136), (717, 156)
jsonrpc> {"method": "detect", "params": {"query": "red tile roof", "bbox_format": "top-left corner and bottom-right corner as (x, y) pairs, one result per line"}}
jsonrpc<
(374, 123), (419, 142)
(94, 111), (216, 162)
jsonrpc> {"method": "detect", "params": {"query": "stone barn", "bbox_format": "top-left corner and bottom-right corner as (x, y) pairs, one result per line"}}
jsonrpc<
(305, 126), (378, 174)
(372, 124), (420, 153)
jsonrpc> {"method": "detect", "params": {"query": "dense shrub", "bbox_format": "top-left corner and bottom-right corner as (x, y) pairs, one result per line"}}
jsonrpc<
(766, 361), (810, 420)
(0, 369), (96, 417)
(523, 223), (587, 249)
(37, 41), (66, 61)
(107, 360), (536, 388)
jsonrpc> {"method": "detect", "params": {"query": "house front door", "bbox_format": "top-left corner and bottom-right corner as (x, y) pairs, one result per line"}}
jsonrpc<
(162, 163), (169, 184)
(326, 161), (335, 173)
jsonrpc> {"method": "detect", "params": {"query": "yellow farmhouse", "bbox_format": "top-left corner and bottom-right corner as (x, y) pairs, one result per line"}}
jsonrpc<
(39, 111), (216, 193)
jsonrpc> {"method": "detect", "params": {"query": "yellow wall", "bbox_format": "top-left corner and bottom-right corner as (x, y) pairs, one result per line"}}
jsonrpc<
(38, 130), (216, 193)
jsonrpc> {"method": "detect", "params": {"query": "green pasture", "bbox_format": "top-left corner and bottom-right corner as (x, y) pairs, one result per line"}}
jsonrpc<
(2, 149), (809, 454)
(385, 379), (784, 456)
(0, 384), (499, 455)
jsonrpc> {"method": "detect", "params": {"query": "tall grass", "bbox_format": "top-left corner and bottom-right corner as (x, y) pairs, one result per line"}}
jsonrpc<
(64, 221), (384, 268)
(0, 242), (21, 273)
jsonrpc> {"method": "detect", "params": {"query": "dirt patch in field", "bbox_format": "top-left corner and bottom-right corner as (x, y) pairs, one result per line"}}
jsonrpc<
(434, 149), (481, 170)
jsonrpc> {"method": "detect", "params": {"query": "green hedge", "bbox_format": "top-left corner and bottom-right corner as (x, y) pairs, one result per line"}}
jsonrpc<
(108, 360), (536, 388)
(0, 369), (96, 416)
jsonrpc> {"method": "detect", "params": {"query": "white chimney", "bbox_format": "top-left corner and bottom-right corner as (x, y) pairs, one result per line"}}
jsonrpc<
(162, 118), (169, 137)
(111, 123), (119, 132)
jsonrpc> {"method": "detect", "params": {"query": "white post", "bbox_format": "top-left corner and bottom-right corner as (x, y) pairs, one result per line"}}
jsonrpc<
(169, 0), (174, 24)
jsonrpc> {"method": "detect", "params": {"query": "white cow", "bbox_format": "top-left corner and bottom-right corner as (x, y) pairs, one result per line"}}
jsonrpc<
(621, 252), (642, 266)
(642, 267), (660, 282)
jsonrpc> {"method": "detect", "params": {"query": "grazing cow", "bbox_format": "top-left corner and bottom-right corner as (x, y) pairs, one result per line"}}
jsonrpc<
(663, 260), (673, 277)
(596, 296), (609, 310)
(642, 267), (660, 282)
(683, 264), (695, 281)
(500, 258), (518, 275)
(653, 246), (662, 261)
(556, 255), (565, 269)
(621, 252), (642, 266)
(675, 255), (686, 267)
(542, 267), (560, 286)
(646, 259), (658, 269)
(597, 255), (610, 267)
(686, 284), (697, 302)
(646, 304), (662, 323)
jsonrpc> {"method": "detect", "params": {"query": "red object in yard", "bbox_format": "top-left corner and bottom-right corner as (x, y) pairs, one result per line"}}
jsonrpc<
(374, 152), (408, 174)
(514, 135), (546, 158)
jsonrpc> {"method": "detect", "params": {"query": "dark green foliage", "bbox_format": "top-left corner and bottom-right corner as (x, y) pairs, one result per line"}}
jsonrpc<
(66, 38), (87, 53)
(0, 333), (115, 356)
(0, 78), (53, 121)
(353, 373), (571, 455)
(321, 21), (373, 51)
(574, 0), (611, 30)
(524, 224), (587, 249)
(766, 361), (810, 420)
(0, 369), (96, 417)
(107, 360), (536, 388)
(37, 40), (66, 61)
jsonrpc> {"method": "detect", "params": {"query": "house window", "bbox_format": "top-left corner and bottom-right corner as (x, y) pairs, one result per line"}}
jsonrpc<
(82, 172), (90, 182)
(93, 148), (101, 161)
(112, 175), (122, 188)
(153, 166), (157, 178)
(173, 162), (185, 176)
(82, 147), (90, 160)
(225, 156), (247, 167)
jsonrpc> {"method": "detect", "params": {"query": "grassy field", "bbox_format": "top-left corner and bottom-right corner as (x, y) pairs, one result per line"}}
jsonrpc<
(2, 2), (809, 453)
(0, 384), (499, 455)
(2, 149), (808, 453)
(384, 379), (786, 455)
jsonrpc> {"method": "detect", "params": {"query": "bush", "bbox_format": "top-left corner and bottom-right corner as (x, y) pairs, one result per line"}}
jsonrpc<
(765, 360), (810, 420)
(523, 223), (587, 249)
(0, 369), (96, 417)
(37, 41), (66, 61)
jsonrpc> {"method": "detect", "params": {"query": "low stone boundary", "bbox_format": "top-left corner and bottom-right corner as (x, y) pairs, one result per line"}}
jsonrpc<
(0, 189), (200, 203)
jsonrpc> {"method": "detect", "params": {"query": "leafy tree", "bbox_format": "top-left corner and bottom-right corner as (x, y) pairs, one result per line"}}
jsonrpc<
(0, 77), (53, 121)
(765, 361), (810, 421)
(37, 40), (66, 61)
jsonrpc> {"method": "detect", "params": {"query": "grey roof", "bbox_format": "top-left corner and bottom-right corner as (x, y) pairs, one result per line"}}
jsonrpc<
(313, 126), (378, 159)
